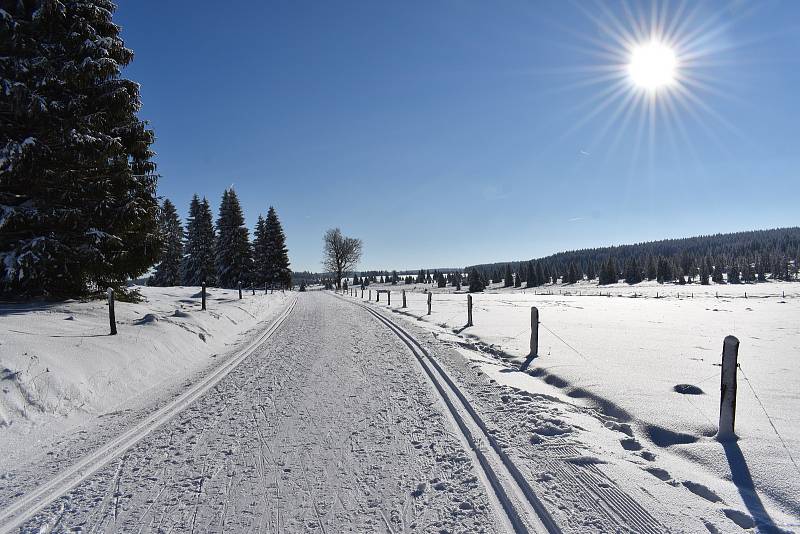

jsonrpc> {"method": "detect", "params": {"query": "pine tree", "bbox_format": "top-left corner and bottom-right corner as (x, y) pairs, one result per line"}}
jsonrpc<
(468, 267), (486, 292)
(214, 189), (252, 288)
(151, 199), (184, 286)
(712, 263), (724, 284)
(646, 257), (658, 281)
(252, 215), (268, 285)
(262, 206), (291, 288)
(699, 260), (710, 285)
(566, 262), (579, 284)
(182, 195), (216, 286)
(624, 258), (641, 284)
(586, 261), (596, 282)
(0, 1), (159, 297)
(503, 264), (513, 287)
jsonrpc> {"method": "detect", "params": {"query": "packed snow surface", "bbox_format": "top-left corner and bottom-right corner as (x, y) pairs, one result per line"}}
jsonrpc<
(364, 280), (800, 531)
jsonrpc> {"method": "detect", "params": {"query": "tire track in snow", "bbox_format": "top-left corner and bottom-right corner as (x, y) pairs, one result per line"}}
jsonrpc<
(347, 294), (560, 534)
(0, 298), (297, 534)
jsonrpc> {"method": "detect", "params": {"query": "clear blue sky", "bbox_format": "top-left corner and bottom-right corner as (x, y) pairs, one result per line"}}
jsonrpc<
(115, 1), (799, 272)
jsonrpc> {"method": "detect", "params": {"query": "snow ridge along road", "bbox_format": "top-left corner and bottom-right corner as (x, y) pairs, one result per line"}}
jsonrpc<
(0, 297), (297, 534)
(346, 294), (560, 534)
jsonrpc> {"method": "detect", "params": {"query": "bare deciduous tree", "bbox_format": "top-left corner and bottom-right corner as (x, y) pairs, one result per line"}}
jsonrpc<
(322, 228), (362, 289)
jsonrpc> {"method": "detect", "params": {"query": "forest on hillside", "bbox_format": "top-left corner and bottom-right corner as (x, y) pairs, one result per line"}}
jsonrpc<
(468, 227), (800, 286)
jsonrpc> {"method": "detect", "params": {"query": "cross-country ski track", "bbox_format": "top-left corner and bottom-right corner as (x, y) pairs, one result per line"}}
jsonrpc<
(0, 300), (298, 533)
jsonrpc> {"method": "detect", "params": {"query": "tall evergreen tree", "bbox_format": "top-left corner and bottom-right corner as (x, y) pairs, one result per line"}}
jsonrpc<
(468, 267), (486, 292)
(0, 1), (159, 297)
(504, 264), (513, 287)
(214, 189), (252, 288)
(182, 195), (216, 286)
(586, 261), (596, 282)
(252, 215), (268, 285)
(151, 199), (183, 286)
(646, 257), (658, 281)
(525, 261), (534, 287)
(699, 260), (710, 285)
(566, 262), (579, 284)
(263, 206), (291, 288)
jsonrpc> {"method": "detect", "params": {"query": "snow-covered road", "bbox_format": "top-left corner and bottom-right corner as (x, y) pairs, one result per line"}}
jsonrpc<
(3, 292), (505, 533)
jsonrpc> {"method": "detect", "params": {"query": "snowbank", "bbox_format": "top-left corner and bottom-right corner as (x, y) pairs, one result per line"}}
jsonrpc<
(0, 286), (290, 452)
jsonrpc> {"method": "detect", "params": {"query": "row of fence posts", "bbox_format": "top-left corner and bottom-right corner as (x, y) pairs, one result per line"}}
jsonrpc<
(347, 286), (742, 440)
(107, 279), (268, 337)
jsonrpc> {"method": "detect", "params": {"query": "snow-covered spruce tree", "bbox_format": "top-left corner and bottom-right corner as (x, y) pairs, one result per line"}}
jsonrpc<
(263, 206), (290, 288)
(150, 199), (183, 286)
(251, 214), (267, 285)
(181, 195), (216, 286)
(0, 1), (159, 297)
(214, 188), (252, 289)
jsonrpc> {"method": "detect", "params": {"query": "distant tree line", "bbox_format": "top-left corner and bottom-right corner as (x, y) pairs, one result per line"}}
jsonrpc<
(467, 227), (800, 287)
(149, 190), (291, 289)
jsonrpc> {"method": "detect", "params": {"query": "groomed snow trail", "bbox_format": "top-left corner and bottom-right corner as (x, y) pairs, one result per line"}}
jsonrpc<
(0, 298), (297, 532)
(6, 292), (504, 533)
(351, 297), (556, 534)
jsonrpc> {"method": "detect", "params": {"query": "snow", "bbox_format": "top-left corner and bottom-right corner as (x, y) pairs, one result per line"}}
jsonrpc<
(3, 282), (799, 532)
(3, 293), (503, 533)
(367, 280), (800, 530)
(0, 285), (291, 470)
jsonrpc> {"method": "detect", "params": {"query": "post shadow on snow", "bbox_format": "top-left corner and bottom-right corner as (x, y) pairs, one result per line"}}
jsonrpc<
(520, 351), (538, 371)
(720, 437), (785, 533)
(454, 324), (471, 334)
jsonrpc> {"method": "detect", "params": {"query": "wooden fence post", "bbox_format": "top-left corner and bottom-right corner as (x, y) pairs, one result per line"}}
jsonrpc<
(467, 294), (473, 326)
(361, 288), (364, 298)
(427, 292), (432, 315)
(718, 335), (739, 440)
(265, 283), (268, 295)
(369, 289), (372, 301)
(107, 287), (117, 335)
(238, 281), (242, 299)
(252, 285), (255, 296)
(402, 290), (406, 308)
(202, 282), (207, 311)
(530, 306), (539, 357)
(388, 291), (391, 306)
(377, 291), (380, 302)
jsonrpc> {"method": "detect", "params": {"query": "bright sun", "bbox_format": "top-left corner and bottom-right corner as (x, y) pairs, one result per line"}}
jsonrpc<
(628, 41), (677, 90)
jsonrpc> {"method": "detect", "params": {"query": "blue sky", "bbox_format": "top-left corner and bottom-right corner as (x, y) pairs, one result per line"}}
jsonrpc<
(116, 1), (799, 272)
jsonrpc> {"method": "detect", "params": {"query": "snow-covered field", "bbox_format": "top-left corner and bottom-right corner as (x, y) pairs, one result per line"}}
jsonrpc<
(0, 286), (291, 470)
(361, 280), (800, 530)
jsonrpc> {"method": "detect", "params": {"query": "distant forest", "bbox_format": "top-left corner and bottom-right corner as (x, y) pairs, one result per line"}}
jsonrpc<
(468, 227), (800, 286)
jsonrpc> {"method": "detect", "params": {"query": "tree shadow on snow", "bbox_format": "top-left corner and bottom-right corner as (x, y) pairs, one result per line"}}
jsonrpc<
(721, 439), (785, 533)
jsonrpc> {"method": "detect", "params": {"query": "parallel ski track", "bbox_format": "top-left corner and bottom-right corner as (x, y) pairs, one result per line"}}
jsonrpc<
(344, 293), (560, 534)
(0, 298), (297, 534)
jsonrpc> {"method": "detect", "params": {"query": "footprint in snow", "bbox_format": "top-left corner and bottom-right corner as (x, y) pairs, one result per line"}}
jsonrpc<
(683, 480), (723, 503)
